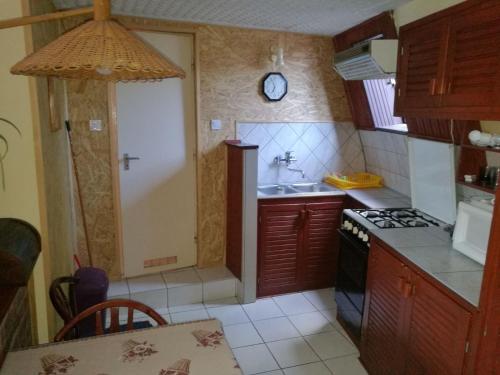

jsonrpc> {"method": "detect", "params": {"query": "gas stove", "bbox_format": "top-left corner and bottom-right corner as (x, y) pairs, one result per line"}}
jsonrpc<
(336, 207), (447, 345)
(353, 208), (443, 229)
(340, 208), (446, 248)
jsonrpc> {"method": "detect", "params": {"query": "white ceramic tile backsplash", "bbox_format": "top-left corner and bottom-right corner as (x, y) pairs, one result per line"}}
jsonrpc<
(360, 130), (411, 197)
(237, 122), (366, 184)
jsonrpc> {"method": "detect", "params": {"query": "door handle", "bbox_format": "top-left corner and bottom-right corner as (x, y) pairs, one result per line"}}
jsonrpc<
(123, 153), (141, 170)
(297, 210), (306, 229)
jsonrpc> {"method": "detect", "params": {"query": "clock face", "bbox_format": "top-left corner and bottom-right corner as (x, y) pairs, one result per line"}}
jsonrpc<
(262, 72), (288, 101)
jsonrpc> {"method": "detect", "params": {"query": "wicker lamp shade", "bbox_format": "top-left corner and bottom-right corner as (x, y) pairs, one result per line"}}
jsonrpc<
(11, 19), (186, 82)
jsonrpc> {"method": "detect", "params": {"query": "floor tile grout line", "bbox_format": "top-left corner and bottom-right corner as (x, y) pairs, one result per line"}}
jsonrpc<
(240, 302), (333, 372)
(316, 308), (353, 341)
(239, 302), (282, 372)
(135, 287), (358, 374)
(239, 294), (354, 373)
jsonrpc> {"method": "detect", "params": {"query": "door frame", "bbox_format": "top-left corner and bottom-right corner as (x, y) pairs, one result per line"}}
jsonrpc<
(107, 19), (201, 278)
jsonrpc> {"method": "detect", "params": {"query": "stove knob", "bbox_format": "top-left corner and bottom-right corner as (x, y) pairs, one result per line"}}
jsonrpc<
(343, 220), (350, 229)
(358, 230), (365, 239)
(346, 222), (353, 231)
(352, 226), (359, 235)
(363, 234), (369, 242)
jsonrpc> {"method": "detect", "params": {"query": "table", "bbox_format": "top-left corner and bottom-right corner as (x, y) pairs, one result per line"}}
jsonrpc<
(0, 319), (242, 375)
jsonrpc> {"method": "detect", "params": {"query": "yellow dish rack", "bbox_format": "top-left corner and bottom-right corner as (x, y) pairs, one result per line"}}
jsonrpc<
(324, 172), (384, 190)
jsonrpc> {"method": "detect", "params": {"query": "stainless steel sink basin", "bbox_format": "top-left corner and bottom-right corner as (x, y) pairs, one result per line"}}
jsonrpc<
(290, 183), (337, 193)
(258, 185), (298, 195)
(257, 182), (344, 199)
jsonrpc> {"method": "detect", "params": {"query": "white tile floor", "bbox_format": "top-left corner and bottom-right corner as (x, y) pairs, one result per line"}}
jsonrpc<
(108, 267), (367, 375)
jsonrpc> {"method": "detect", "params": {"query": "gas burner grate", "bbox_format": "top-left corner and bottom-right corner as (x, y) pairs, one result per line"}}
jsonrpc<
(353, 208), (441, 229)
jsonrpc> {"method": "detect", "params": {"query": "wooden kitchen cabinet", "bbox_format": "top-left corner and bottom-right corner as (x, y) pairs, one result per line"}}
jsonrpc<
(395, 0), (500, 120)
(396, 18), (448, 112)
(405, 118), (480, 144)
(362, 240), (473, 375)
(258, 202), (304, 297)
(257, 197), (343, 297)
(361, 240), (411, 375)
(404, 274), (472, 375)
(441, 2), (500, 111)
(303, 201), (343, 290)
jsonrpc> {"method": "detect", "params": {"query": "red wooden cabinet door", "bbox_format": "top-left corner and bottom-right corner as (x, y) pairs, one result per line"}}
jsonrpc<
(404, 274), (471, 375)
(395, 18), (449, 115)
(441, 2), (500, 110)
(257, 202), (305, 297)
(361, 242), (410, 375)
(302, 200), (343, 290)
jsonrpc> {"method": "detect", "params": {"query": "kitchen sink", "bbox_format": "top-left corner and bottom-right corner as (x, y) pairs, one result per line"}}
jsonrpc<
(258, 182), (344, 198)
(258, 185), (298, 195)
(290, 182), (337, 193)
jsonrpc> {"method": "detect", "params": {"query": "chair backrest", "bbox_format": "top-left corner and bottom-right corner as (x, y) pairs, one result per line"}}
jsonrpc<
(49, 276), (79, 324)
(54, 299), (167, 342)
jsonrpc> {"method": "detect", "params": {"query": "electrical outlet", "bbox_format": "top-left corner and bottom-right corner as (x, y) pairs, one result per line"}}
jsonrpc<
(89, 119), (103, 131)
(210, 119), (222, 131)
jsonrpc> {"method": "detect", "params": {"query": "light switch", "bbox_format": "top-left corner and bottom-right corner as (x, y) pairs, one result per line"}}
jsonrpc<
(211, 119), (222, 131)
(89, 119), (103, 132)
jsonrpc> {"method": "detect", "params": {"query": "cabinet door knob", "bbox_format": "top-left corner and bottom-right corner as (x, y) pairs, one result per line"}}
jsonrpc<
(397, 276), (406, 293)
(429, 78), (437, 96)
(402, 282), (413, 298)
(297, 210), (306, 228)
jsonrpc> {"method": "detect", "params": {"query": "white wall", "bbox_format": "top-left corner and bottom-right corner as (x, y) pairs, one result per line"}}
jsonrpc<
(394, 0), (466, 28)
(0, 0), (49, 343)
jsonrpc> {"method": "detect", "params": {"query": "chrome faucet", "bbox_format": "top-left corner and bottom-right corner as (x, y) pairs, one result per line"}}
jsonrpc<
(287, 167), (305, 179)
(274, 151), (305, 179)
(274, 151), (297, 166)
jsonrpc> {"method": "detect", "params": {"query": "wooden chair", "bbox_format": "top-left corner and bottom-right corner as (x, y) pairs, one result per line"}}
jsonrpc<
(49, 276), (79, 324)
(54, 299), (167, 342)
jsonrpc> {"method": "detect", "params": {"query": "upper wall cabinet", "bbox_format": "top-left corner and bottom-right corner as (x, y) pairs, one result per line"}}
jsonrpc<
(396, 19), (448, 111)
(442, 4), (500, 111)
(395, 0), (500, 120)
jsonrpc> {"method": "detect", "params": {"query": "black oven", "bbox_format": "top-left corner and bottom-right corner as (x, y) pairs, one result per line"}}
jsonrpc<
(335, 221), (370, 344)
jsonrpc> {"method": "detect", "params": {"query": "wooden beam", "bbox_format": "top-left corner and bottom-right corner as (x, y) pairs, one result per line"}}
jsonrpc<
(0, 7), (93, 30)
(94, 0), (111, 21)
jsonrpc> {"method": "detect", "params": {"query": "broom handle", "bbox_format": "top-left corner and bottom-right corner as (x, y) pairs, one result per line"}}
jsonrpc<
(66, 120), (94, 266)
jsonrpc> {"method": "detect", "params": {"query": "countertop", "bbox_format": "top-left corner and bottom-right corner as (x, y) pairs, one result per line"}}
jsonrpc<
(257, 184), (410, 207)
(345, 187), (411, 209)
(371, 227), (484, 307)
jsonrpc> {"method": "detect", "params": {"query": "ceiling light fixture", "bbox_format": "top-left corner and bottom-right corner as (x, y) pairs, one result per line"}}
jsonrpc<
(270, 46), (285, 69)
(7, 0), (185, 82)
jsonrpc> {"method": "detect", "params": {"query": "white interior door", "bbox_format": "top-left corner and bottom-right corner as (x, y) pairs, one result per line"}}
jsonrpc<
(116, 31), (196, 277)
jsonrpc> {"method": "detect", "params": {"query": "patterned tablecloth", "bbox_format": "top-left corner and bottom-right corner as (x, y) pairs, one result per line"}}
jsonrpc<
(0, 318), (242, 375)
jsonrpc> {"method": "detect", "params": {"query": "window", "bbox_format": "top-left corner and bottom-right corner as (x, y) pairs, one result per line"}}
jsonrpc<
(363, 78), (407, 133)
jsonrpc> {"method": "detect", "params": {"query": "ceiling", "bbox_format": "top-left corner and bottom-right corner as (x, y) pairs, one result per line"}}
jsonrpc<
(52, 0), (410, 36)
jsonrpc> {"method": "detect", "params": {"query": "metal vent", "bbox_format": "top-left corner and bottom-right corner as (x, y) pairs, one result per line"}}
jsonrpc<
(333, 40), (398, 81)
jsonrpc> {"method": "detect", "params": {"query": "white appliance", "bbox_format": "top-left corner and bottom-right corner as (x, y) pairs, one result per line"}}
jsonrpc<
(408, 138), (457, 225)
(453, 201), (493, 265)
(333, 39), (398, 80)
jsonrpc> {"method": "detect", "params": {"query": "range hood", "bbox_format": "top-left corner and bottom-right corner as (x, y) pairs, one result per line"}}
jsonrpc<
(333, 40), (398, 81)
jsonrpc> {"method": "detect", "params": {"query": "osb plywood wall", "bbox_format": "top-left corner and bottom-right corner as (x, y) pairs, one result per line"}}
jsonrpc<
(59, 16), (351, 278)
(195, 23), (351, 267)
(66, 80), (119, 277)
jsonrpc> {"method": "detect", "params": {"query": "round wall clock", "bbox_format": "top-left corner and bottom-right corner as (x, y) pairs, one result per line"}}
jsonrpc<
(262, 72), (288, 102)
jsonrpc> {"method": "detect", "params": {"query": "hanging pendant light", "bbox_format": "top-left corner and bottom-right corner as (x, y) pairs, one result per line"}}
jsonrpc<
(10, 0), (185, 82)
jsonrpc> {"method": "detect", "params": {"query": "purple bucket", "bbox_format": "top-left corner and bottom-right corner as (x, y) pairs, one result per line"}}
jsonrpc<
(73, 267), (109, 337)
